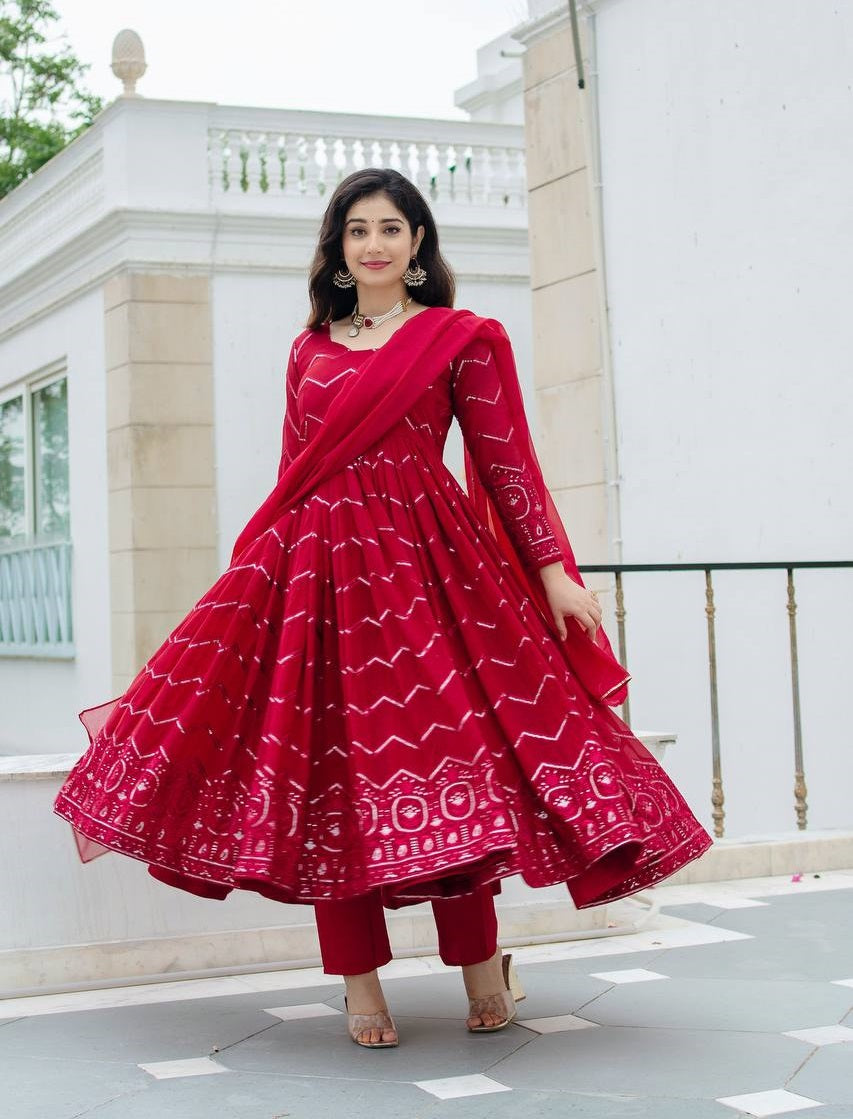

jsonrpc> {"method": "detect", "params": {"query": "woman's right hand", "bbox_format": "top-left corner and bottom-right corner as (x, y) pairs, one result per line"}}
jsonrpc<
(538, 562), (602, 641)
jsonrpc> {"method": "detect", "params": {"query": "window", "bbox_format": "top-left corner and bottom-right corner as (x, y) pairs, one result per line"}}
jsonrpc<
(0, 366), (72, 656)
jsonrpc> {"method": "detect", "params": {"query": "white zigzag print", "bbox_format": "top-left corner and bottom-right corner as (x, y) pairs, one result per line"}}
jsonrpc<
(54, 325), (712, 909)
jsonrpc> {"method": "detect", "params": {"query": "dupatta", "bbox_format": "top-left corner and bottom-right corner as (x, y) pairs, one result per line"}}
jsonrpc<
(230, 306), (630, 707)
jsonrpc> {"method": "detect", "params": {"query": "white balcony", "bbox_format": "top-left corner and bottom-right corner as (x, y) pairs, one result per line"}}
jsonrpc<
(0, 97), (528, 340)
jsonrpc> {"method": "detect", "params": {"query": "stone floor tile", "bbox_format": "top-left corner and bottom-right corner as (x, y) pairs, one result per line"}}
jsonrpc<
(578, 976), (853, 1033)
(138, 1056), (228, 1079)
(0, 978), (342, 1021)
(0, 998), (276, 1065)
(656, 901), (732, 922)
(716, 1088), (824, 1115)
(229, 967), (342, 992)
(782, 1024), (853, 1045)
(420, 1094), (747, 1118)
(491, 1025), (811, 1098)
(0, 976), (255, 1019)
(0, 1054), (148, 1119)
(698, 891), (853, 940)
(263, 1002), (343, 1021)
(414, 1072), (512, 1099)
(513, 950), (677, 982)
(221, 1011), (532, 1082)
(650, 933), (853, 983)
(4, 873), (851, 1119)
(339, 966), (610, 1022)
(60, 1069), (431, 1118)
(516, 1012), (600, 1033)
(588, 967), (669, 983)
(787, 1042), (853, 1104)
(744, 885), (853, 909)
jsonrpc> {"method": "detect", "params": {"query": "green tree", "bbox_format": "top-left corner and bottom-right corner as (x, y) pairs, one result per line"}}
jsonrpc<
(0, 0), (103, 199)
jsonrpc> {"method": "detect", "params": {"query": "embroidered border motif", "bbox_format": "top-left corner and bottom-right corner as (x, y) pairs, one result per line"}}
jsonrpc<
(487, 462), (562, 564)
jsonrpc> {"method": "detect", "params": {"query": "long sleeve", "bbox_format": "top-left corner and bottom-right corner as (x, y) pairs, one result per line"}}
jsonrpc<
(276, 335), (303, 481)
(450, 335), (564, 572)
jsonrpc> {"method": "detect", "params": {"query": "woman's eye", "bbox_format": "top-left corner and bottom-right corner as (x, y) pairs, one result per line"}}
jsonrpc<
(348, 226), (401, 236)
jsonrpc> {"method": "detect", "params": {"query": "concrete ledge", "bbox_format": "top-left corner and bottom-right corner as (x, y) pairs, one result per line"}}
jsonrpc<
(662, 828), (853, 884)
(0, 753), (81, 781)
(0, 896), (608, 996)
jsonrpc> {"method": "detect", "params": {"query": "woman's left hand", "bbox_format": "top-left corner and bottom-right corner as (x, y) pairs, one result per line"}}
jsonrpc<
(538, 563), (602, 641)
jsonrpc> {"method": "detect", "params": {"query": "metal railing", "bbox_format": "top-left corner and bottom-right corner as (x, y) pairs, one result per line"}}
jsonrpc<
(578, 560), (853, 839)
(0, 537), (73, 657)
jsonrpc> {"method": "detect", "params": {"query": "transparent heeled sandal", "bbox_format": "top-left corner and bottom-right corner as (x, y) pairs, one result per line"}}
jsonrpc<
(344, 995), (399, 1049)
(466, 952), (526, 1033)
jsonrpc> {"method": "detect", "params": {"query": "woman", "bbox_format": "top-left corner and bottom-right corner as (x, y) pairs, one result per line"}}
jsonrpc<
(53, 168), (713, 1049)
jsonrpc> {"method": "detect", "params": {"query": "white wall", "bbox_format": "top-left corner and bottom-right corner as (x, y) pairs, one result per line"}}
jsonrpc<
(0, 289), (112, 755)
(593, 0), (853, 835)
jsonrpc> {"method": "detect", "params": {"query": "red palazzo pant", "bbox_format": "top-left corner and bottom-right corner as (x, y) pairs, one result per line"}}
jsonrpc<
(313, 886), (498, 975)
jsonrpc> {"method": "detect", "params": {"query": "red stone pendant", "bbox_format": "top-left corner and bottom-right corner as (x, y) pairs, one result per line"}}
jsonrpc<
(363, 317), (374, 328)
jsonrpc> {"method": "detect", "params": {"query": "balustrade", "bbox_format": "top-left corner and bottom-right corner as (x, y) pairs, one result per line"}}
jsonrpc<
(207, 119), (526, 207)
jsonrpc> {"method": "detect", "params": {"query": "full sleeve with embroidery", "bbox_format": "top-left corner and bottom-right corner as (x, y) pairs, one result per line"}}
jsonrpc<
(450, 335), (564, 572)
(276, 334), (304, 481)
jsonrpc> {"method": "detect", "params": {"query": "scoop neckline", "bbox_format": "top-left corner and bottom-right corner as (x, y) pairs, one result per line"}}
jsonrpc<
(320, 307), (433, 353)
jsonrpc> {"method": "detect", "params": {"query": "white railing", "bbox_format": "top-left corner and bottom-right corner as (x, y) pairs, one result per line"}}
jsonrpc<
(207, 107), (527, 208)
(0, 537), (73, 657)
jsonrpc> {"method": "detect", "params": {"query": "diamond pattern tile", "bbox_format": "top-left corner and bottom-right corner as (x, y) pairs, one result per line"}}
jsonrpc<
(716, 1088), (825, 1116)
(137, 1057), (228, 1080)
(588, 967), (669, 983)
(414, 1073), (512, 1099)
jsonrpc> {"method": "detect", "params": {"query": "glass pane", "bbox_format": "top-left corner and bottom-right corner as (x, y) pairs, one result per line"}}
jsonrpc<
(0, 395), (26, 541)
(33, 378), (69, 538)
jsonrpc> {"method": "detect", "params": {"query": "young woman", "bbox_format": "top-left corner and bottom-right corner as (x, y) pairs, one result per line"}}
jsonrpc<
(54, 168), (713, 1049)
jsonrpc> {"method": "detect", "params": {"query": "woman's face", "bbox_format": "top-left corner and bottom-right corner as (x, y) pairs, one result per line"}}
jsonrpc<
(340, 191), (424, 291)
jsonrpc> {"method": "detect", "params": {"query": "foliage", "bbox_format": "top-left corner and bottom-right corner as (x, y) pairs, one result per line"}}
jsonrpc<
(0, 0), (103, 199)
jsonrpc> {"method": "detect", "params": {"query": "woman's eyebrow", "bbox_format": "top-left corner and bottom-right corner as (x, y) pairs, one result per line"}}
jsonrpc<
(344, 217), (403, 225)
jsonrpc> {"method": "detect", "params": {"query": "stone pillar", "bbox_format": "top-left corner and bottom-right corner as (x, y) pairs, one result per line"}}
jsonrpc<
(104, 272), (218, 695)
(516, 11), (617, 571)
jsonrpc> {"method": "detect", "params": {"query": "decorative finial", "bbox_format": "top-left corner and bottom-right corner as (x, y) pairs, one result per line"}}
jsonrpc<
(111, 29), (147, 97)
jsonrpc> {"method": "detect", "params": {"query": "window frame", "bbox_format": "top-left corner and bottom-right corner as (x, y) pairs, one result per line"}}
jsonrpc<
(0, 360), (73, 658)
(0, 358), (69, 548)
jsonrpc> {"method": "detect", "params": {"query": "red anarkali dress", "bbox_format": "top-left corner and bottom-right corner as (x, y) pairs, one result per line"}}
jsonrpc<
(53, 311), (713, 910)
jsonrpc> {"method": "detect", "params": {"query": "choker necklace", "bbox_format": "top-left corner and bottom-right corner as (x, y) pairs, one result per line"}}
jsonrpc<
(349, 295), (412, 338)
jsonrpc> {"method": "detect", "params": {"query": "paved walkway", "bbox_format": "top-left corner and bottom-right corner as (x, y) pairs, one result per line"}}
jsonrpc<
(2, 869), (853, 1118)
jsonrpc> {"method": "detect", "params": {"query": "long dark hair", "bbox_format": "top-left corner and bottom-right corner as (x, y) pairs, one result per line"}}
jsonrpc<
(306, 168), (456, 329)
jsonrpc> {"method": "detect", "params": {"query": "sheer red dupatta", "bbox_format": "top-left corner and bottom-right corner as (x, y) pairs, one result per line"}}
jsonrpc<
(459, 320), (630, 707)
(230, 306), (629, 707)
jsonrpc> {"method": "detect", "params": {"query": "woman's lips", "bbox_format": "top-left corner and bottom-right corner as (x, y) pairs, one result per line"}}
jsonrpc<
(362, 261), (391, 269)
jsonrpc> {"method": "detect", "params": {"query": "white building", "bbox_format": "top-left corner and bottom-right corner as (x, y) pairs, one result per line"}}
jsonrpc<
(1, 2), (851, 992)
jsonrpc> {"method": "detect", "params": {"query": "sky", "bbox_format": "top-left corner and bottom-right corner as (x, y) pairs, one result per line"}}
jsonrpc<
(50, 0), (532, 120)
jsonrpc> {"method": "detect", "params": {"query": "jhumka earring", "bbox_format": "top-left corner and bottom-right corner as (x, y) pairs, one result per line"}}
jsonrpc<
(332, 263), (356, 289)
(402, 257), (428, 286)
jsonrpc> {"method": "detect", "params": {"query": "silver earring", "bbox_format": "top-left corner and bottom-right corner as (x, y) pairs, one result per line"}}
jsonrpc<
(332, 263), (356, 288)
(402, 257), (427, 286)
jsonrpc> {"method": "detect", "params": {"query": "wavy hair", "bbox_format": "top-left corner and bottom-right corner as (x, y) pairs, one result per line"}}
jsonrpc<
(306, 167), (456, 329)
